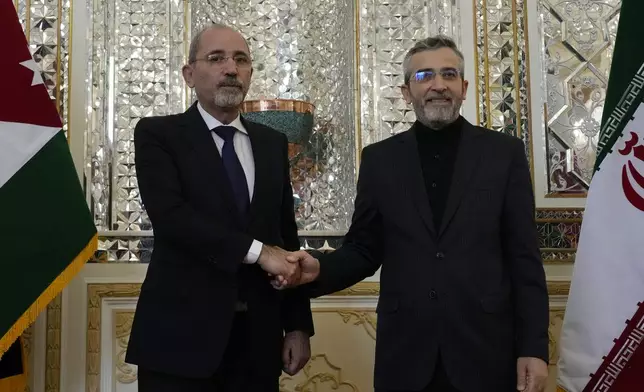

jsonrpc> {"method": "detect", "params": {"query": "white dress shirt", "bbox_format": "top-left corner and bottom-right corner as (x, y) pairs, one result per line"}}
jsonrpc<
(197, 102), (263, 264)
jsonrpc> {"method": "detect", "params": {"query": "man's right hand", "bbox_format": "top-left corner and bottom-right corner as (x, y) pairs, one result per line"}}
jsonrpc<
(257, 245), (299, 283)
(270, 250), (320, 290)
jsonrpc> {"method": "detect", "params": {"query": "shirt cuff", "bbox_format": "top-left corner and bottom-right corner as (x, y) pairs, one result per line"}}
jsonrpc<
(243, 240), (263, 264)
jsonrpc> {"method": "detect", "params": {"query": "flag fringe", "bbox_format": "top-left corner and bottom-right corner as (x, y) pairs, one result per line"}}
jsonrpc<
(0, 233), (98, 359)
(556, 385), (569, 392)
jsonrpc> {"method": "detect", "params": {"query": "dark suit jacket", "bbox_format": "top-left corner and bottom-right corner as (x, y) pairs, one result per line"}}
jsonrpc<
(125, 103), (314, 380)
(308, 119), (549, 392)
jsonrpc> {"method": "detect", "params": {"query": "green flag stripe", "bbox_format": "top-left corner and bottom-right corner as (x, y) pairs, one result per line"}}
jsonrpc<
(0, 131), (96, 339)
(596, 1), (644, 171)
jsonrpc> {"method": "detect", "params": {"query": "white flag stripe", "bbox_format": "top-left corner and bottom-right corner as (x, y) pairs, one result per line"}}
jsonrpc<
(0, 121), (59, 189)
(557, 102), (644, 391)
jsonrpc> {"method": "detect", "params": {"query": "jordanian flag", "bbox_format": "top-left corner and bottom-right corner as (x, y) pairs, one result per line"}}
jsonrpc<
(557, 1), (644, 391)
(0, 0), (97, 388)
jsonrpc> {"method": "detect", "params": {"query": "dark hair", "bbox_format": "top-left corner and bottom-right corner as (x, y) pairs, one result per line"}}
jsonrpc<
(402, 35), (464, 84)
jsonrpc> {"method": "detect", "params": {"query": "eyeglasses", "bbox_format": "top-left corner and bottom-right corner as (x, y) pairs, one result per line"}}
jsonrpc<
(407, 68), (461, 84)
(192, 53), (252, 69)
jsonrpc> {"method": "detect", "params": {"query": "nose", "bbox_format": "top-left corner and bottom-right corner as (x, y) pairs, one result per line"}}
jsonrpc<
(221, 58), (239, 75)
(431, 77), (447, 92)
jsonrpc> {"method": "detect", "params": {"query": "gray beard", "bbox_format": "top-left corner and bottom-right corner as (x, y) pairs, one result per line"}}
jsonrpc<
(414, 100), (461, 129)
(213, 88), (244, 108)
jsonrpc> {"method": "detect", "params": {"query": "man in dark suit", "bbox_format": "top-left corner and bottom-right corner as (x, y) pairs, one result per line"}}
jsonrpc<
(125, 24), (314, 392)
(279, 36), (549, 392)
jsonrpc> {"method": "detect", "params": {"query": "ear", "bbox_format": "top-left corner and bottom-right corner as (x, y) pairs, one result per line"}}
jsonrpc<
(461, 79), (469, 100)
(400, 84), (412, 104)
(182, 64), (195, 88)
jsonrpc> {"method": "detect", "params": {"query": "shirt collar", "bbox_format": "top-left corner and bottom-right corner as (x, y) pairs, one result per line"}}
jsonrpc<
(197, 102), (247, 134)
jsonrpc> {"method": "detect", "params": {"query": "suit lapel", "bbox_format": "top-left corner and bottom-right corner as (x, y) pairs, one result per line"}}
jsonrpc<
(179, 103), (238, 216)
(397, 127), (436, 236)
(438, 121), (484, 236)
(242, 117), (272, 224)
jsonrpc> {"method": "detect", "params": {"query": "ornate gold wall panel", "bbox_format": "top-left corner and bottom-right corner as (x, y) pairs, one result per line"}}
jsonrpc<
(45, 295), (62, 392)
(538, 0), (621, 197)
(84, 282), (569, 392)
(474, 0), (533, 174)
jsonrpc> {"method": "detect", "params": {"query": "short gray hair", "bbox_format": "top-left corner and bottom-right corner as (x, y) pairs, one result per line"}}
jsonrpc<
(402, 35), (464, 84)
(188, 23), (250, 64)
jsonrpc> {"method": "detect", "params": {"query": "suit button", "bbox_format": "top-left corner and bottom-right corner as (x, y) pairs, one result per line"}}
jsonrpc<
(429, 290), (437, 299)
(436, 252), (444, 260)
(209, 256), (217, 264)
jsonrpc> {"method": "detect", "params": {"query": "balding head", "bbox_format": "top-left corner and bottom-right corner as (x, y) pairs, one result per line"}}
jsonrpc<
(188, 24), (250, 64)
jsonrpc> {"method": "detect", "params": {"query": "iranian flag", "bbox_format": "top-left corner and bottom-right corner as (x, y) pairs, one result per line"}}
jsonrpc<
(556, 1), (644, 391)
(0, 0), (97, 383)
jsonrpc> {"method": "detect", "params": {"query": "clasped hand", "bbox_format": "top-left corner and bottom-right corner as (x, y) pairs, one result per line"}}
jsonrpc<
(256, 246), (319, 289)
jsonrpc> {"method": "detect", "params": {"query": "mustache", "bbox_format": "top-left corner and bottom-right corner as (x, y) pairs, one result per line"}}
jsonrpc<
(219, 79), (242, 88)
(425, 93), (452, 100)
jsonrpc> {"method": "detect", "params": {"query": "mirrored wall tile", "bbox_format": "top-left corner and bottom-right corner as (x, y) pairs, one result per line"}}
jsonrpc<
(538, 0), (621, 196)
(359, 0), (461, 149)
(193, 0), (356, 232)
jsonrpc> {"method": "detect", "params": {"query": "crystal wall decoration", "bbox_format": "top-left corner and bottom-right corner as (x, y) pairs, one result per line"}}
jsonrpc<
(86, 0), (187, 233)
(16, 0), (70, 138)
(359, 0), (461, 148)
(474, 0), (533, 164)
(538, 0), (621, 196)
(191, 0), (356, 232)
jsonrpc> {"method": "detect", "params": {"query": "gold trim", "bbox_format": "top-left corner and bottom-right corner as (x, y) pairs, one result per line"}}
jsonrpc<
(522, 0), (536, 189)
(545, 192), (588, 199)
(330, 280), (570, 296)
(56, 0), (62, 141)
(183, 0), (190, 110)
(354, 0), (362, 173)
(45, 295), (63, 392)
(66, 0), (73, 145)
(511, 0), (521, 139)
(240, 99), (315, 114)
(472, 0), (481, 125)
(25, 0), (31, 45)
(86, 283), (142, 392)
(482, 0), (491, 127)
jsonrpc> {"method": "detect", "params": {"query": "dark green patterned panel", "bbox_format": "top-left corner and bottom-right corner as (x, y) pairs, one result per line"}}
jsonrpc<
(243, 111), (314, 144)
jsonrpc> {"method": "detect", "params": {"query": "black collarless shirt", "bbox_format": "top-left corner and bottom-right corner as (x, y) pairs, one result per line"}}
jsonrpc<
(414, 116), (463, 231)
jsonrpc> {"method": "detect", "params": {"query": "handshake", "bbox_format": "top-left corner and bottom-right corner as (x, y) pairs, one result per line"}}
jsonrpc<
(256, 245), (320, 289)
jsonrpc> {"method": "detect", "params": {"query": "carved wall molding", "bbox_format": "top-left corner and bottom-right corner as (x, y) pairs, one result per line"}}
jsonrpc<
(86, 283), (141, 392)
(114, 311), (137, 384)
(45, 295), (62, 392)
(279, 354), (360, 392)
(336, 310), (377, 341)
(333, 280), (570, 297)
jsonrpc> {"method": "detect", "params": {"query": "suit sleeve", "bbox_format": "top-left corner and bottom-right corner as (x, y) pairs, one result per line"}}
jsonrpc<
(278, 134), (315, 336)
(306, 146), (384, 297)
(502, 138), (549, 363)
(134, 117), (253, 273)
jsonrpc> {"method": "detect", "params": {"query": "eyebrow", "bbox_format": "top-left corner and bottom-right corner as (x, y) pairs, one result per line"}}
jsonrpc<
(204, 49), (250, 57)
(415, 67), (458, 72)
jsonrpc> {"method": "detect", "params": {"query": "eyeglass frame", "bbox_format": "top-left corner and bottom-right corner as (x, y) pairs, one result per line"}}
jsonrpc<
(189, 51), (253, 69)
(404, 67), (462, 85)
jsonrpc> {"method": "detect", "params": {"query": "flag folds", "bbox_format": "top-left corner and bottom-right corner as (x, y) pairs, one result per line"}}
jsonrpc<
(0, 0), (98, 388)
(557, 1), (644, 391)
